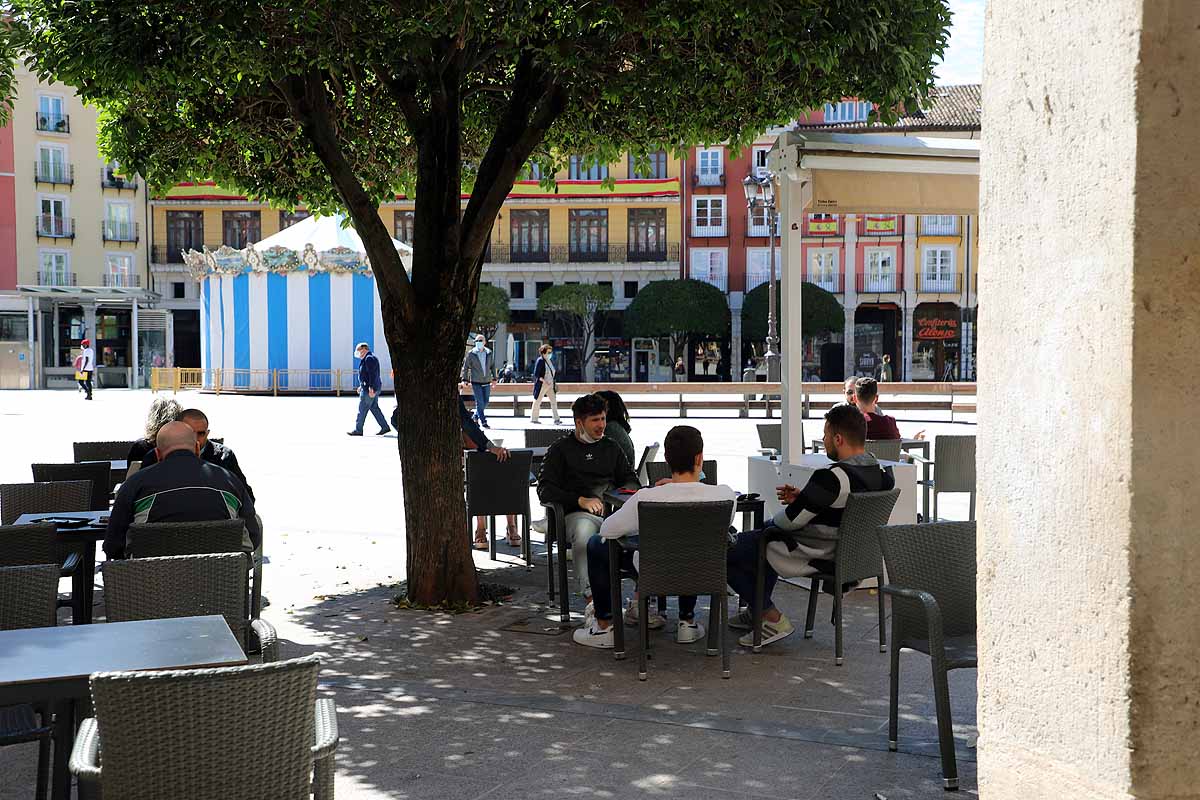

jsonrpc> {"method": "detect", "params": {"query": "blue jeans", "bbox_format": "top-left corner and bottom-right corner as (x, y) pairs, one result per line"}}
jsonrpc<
(726, 529), (779, 614)
(586, 534), (697, 622)
(471, 382), (492, 423)
(354, 387), (389, 433)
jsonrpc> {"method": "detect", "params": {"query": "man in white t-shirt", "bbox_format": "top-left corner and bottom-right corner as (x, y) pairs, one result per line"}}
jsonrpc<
(573, 425), (736, 649)
(75, 338), (96, 400)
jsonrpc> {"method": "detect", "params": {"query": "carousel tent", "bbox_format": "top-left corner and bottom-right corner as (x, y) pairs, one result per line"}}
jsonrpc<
(185, 215), (412, 391)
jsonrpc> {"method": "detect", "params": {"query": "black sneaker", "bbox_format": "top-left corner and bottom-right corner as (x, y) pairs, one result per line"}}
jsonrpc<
(347, 431), (363, 437)
(377, 428), (391, 436)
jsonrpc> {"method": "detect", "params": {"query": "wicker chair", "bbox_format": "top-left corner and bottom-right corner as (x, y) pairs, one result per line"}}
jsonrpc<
(608, 501), (735, 681)
(646, 460), (718, 487)
(756, 423), (782, 456)
(0, 521), (85, 619)
(523, 428), (574, 448)
(70, 656), (338, 800)
(540, 501), (572, 626)
(72, 440), (136, 464)
(126, 519), (263, 621)
(465, 449), (534, 565)
(908, 436), (976, 521)
(878, 522), (977, 791)
(30, 462), (111, 511)
(0, 480), (93, 527)
(0, 564), (61, 800)
(634, 443), (660, 487)
(753, 489), (900, 663)
(864, 439), (903, 463)
(103, 554), (278, 662)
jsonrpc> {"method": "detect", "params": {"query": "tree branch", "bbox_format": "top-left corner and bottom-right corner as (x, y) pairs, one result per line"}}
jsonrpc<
(276, 73), (414, 319)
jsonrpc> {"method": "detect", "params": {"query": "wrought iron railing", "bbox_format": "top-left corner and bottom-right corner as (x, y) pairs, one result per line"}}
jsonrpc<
(103, 272), (141, 288)
(34, 161), (74, 186)
(36, 271), (75, 287)
(103, 221), (140, 243)
(35, 112), (70, 133)
(36, 215), (74, 239)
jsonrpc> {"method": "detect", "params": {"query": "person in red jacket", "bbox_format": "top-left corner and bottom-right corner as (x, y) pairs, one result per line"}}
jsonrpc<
(854, 377), (901, 440)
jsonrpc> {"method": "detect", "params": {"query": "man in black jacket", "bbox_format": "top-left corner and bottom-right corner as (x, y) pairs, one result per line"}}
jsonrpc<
(349, 342), (391, 436)
(139, 408), (255, 501)
(537, 393), (639, 603)
(104, 421), (260, 559)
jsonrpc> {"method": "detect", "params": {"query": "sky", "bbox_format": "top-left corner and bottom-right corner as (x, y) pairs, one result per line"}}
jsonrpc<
(935, 0), (986, 85)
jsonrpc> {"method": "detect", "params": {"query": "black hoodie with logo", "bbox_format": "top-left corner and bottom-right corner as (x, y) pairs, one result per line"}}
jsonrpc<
(537, 434), (639, 514)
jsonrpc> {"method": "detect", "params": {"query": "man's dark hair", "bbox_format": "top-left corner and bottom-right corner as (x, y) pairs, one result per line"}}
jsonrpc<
(664, 425), (704, 474)
(179, 408), (209, 426)
(854, 377), (879, 404)
(572, 393), (607, 420)
(825, 402), (867, 446)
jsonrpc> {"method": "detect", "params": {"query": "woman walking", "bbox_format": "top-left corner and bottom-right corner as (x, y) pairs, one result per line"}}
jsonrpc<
(530, 344), (561, 424)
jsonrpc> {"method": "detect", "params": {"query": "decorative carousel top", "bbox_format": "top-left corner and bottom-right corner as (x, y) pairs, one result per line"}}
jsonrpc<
(180, 214), (413, 280)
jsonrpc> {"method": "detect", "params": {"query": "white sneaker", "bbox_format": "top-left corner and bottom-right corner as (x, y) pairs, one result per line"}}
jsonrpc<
(583, 601), (595, 625)
(624, 601), (666, 630)
(676, 620), (706, 644)
(573, 621), (614, 649)
(737, 612), (796, 648)
(531, 518), (548, 534)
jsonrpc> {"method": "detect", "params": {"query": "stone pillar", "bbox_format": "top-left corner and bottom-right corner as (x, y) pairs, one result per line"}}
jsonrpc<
(842, 216), (858, 378)
(979, 2), (1200, 797)
(728, 290), (744, 376)
(901, 306), (914, 383)
(131, 300), (139, 389)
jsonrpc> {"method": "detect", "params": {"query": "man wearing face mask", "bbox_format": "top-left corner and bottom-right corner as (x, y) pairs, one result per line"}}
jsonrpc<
(537, 393), (640, 605)
(461, 334), (497, 429)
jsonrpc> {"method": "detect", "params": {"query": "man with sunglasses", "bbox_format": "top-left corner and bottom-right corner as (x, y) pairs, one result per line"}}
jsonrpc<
(138, 407), (254, 500)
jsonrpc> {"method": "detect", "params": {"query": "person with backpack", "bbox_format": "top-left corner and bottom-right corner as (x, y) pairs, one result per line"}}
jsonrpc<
(74, 338), (95, 400)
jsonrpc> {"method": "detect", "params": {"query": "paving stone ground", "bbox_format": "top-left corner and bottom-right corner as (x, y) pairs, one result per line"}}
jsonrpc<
(0, 389), (978, 799)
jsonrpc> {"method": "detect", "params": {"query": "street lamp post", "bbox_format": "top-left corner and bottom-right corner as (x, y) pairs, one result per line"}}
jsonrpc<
(743, 172), (781, 382)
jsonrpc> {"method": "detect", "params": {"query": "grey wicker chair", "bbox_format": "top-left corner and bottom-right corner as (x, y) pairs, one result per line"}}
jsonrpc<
(465, 449), (534, 565)
(0, 480), (93, 526)
(634, 443), (660, 486)
(70, 655), (338, 800)
(878, 522), (977, 791)
(72, 440), (136, 463)
(864, 439), (903, 463)
(0, 563), (61, 800)
(753, 489), (900, 663)
(646, 460), (718, 487)
(523, 428), (574, 448)
(539, 500), (572, 627)
(909, 436), (976, 521)
(30, 462), (111, 511)
(0, 522), (85, 621)
(757, 423), (782, 456)
(608, 501), (735, 681)
(103, 554), (278, 662)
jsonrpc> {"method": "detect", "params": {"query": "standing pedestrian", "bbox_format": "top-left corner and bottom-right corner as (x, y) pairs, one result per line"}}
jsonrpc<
(878, 354), (893, 382)
(74, 338), (95, 400)
(530, 343), (561, 425)
(461, 334), (497, 429)
(347, 342), (391, 436)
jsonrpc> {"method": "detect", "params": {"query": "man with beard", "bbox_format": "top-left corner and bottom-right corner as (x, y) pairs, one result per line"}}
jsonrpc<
(725, 403), (896, 648)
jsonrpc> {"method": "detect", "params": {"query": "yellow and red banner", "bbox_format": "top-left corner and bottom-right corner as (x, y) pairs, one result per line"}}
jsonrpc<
(863, 215), (898, 234)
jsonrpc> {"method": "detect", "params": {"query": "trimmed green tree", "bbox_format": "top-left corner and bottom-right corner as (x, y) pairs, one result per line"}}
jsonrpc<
(471, 284), (510, 343)
(742, 280), (845, 361)
(624, 280), (730, 381)
(536, 284), (612, 381)
(4, 0), (949, 604)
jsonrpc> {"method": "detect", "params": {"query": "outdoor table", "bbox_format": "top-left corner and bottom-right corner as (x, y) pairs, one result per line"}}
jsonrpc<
(0, 615), (247, 800)
(810, 438), (931, 520)
(603, 489), (765, 531)
(14, 511), (108, 624)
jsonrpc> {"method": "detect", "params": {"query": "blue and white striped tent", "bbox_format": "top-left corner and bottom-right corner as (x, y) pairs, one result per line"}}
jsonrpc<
(186, 215), (413, 391)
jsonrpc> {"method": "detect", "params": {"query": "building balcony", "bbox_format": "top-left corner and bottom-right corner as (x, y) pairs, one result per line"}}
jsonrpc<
(690, 270), (728, 292)
(36, 216), (74, 240)
(746, 216), (780, 238)
(35, 112), (70, 134)
(102, 172), (138, 192)
(34, 161), (74, 186)
(856, 270), (903, 293)
(803, 216), (843, 237)
(36, 271), (76, 287)
(152, 245), (188, 264)
(693, 171), (725, 188)
(856, 215), (903, 237)
(103, 221), (140, 243)
(918, 272), (963, 293)
(920, 216), (960, 236)
(483, 242), (680, 265)
(691, 223), (728, 238)
(103, 272), (141, 288)
(807, 273), (843, 294)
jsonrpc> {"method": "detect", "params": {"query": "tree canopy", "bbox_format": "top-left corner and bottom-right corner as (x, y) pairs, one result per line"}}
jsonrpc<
(537, 283), (612, 378)
(2, 0), (950, 605)
(471, 283), (510, 341)
(742, 281), (845, 342)
(625, 279), (730, 344)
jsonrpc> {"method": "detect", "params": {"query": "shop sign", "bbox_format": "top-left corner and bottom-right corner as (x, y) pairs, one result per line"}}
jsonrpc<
(864, 215), (897, 233)
(916, 317), (959, 341)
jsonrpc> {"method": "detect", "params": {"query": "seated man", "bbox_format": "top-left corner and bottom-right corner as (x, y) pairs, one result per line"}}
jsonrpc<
(537, 393), (639, 607)
(104, 421), (261, 559)
(139, 408), (255, 500)
(726, 404), (895, 648)
(574, 425), (736, 649)
(854, 377), (901, 441)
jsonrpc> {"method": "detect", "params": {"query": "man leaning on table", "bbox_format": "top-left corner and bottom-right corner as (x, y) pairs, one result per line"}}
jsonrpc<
(725, 403), (895, 648)
(104, 421), (260, 559)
